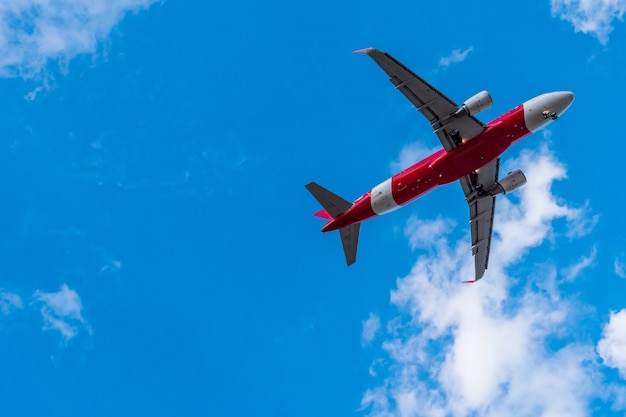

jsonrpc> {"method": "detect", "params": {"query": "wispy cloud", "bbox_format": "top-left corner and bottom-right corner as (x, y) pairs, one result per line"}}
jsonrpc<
(564, 200), (599, 239)
(615, 255), (626, 278)
(561, 245), (597, 281)
(52, 224), (123, 280)
(34, 284), (91, 343)
(598, 309), (626, 378)
(551, 0), (626, 44)
(100, 259), (122, 275)
(0, 0), (160, 79)
(438, 47), (474, 69)
(361, 146), (612, 416)
(0, 290), (23, 315)
(362, 313), (381, 346)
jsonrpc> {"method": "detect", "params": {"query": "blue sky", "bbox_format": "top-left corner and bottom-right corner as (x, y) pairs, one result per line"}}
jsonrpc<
(1, 0), (626, 416)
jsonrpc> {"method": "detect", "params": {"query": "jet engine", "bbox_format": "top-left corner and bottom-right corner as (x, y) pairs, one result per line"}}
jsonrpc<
(455, 91), (493, 117)
(489, 170), (527, 196)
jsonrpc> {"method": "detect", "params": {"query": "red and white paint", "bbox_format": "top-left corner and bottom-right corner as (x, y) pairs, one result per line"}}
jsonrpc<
(321, 92), (574, 232)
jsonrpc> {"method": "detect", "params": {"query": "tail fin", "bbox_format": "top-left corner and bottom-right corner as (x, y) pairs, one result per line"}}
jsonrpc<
(305, 182), (360, 266)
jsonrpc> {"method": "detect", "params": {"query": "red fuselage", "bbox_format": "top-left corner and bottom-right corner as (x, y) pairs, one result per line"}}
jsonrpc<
(322, 104), (530, 232)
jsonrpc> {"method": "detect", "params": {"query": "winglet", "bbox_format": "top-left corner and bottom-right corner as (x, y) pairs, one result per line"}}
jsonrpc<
(462, 280), (476, 284)
(352, 48), (373, 55)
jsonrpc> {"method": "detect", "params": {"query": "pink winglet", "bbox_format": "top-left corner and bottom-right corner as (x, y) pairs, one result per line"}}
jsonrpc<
(313, 209), (333, 220)
(352, 48), (372, 55)
(462, 280), (476, 284)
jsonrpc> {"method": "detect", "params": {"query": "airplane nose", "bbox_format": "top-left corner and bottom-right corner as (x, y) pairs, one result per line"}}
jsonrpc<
(523, 91), (574, 132)
(553, 91), (575, 116)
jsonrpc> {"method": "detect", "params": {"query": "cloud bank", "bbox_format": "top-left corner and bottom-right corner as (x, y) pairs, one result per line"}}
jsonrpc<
(360, 147), (621, 416)
(551, 0), (626, 44)
(0, 0), (160, 78)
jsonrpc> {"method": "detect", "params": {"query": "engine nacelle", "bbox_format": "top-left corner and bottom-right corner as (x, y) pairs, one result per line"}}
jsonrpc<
(489, 170), (527, 196)
(456, 91), (493, 117)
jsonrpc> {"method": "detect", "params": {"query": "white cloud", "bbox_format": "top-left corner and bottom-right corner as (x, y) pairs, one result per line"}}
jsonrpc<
(362, 313), (382, 346)
(34, 284), (90, 342)
(0, 0), (160, 79)
(598, 309), (626, 378)
(404, 214), (455, 250)
(0, 290), (23, 315)
(495, 146), (596, 265)
(551, 0), (626, 44)
(438, 47), (474, 69)
(361, 146), (609, 416)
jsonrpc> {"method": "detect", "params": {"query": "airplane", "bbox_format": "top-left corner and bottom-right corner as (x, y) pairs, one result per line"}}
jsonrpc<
(305, 48), (574, 282)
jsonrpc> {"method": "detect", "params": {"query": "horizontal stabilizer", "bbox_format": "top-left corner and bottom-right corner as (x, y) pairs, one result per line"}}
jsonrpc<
(339, 223), (360, 266)
(305, 182), (352, 218)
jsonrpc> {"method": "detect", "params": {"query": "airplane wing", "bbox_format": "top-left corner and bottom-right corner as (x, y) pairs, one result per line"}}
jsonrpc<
(459, 158), (500, 281)
(358, 48), (485, 152)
